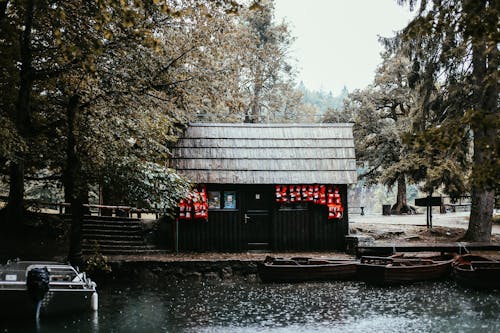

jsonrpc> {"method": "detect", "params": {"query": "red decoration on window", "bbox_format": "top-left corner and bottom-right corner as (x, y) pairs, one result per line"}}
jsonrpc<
(301, 185), (308, 200)
(178, 186), (208, 221)
(274, 184), (344, 220)
(289, 184), (296, 202)
(327, 187), (344, 220)
(319, 185), (327, 205)
(307, 185), (314, 202)
(275, 185), (282, 202)
(179, 199), (187, 220)
(313, 185), (319, 203)
(275, 185), (289, 203)
(294, 185), (302, 202)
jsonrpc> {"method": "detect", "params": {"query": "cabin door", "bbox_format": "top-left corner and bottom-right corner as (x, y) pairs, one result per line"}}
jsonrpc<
(242, 188), (273, 251)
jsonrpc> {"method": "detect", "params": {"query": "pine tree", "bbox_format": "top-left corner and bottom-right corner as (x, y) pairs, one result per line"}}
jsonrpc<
(342, 51), (417, 214)
(396, 0), (498, 241)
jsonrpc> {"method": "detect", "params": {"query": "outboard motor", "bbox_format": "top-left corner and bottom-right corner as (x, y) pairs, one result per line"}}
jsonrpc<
(26, 267), (50, 324)
(27, 267), (50, 303)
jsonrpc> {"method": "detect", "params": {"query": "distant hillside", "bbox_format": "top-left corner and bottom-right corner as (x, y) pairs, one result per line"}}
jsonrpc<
(297, 82), (349, 116)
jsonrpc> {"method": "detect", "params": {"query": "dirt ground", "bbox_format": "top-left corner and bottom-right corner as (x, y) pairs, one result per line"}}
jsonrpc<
(350, 223), (500, 243)
(350, 211), (500, 243)
(3, 211), (499, 263)
(105, 212), (500, 262)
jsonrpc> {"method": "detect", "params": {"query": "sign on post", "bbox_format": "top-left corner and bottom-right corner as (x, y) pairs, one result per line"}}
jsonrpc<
(415, 196), (442, 228)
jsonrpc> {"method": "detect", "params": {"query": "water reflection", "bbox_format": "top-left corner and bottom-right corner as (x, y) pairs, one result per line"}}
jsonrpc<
(2, 279), (500, 332)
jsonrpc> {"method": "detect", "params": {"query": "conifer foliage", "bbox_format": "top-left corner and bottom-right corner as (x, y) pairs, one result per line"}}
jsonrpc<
(396, 0), (498, 241)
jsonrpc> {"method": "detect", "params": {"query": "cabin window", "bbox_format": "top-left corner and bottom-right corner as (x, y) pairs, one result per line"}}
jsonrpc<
(224, 191), (236, 209)
(208, 190), (237, 209)
(278, 202), (309, 211)
(208, 191), (221, 209)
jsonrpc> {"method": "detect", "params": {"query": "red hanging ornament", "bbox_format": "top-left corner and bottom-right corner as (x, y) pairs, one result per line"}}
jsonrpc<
(333, 187), (341, 204)
(179, 199), (186, 220)
(301, 185), (308, 200)
(295, 185), (302, 202)
(289, 185), (296, 202)
(275, 185), (282, 202)
(313, 185), (320, 203)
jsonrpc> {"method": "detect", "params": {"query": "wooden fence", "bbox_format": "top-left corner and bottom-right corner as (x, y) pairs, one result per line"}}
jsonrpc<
(0, 196), (157, 219)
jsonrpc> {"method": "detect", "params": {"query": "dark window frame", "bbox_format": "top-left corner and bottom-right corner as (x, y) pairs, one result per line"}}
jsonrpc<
(208, 190), (238, 211)
(277, 202), (310, 211)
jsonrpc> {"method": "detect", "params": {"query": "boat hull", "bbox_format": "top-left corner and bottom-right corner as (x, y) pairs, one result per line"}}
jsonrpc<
(357, 256), (454, 285)
(1, 260), (97, 318)
(0, 288), (95, 317)
(453, 255), (500, 290)
(258, 260), (357, 283)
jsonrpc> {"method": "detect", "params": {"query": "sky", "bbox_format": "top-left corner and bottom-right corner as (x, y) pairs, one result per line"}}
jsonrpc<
(274, 0), (415, 94)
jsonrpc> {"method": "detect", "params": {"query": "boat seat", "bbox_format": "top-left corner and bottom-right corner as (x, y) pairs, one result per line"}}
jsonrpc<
(50, 274), (72, 282)
(307, 260), (333, 265)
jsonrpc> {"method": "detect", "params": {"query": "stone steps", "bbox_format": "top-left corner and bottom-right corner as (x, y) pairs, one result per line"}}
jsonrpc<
(82, 236), (145, 243)
(84, 220), (141, 228)
(82, 229), (143, 239)
(81, 215), (160, 255)
(82, 245), (166, 255)
(82, 243), (158, 250)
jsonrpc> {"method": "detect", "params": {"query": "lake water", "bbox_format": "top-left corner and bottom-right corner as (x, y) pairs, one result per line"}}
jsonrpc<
(2, 278), (500, 333)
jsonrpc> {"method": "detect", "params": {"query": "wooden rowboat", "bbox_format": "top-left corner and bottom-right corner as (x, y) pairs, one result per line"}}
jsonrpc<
(453, 254), (500, 289)
(357, 254), (455, 285)
(258, 256), (358, 283)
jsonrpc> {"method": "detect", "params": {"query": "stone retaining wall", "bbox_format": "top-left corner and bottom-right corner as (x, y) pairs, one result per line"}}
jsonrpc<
(101, 260), (261, 283)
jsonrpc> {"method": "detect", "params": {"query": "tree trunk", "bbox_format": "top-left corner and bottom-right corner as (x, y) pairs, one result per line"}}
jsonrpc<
(245, 64), (262, 123)
(64, 178), (89, 215)
(100, 182), (114, 216)
(6, 0), (35, 223)
(391, 175), (412, 214)
(65, 95), (84, 267)
(63, 165), (74, 215)
(465, 186), (494, 242)
(67, 193), (84, 268)
(463, 0), (496, 241)
(6, 161), (25, 223)
(0, 1), (9, 23)
(464, 119), (495, 241)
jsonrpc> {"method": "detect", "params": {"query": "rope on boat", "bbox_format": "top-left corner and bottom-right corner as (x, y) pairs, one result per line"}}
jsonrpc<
(458, 242), (469, 254)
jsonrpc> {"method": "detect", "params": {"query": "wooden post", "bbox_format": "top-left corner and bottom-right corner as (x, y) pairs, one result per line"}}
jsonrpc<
(174, 218), (179, 253)
(98, 184), (103, 216)
(426, 193), (433, 229)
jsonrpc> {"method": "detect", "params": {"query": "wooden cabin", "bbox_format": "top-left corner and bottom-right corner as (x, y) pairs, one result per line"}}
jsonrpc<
(170, 123), (357, 252)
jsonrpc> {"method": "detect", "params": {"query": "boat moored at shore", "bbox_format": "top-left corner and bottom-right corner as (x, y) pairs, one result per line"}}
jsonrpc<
(258, 256), (358, 283)
(357, 254), (456, 285)
(0, 260), (98, 318)
(453, 254), (500, 290)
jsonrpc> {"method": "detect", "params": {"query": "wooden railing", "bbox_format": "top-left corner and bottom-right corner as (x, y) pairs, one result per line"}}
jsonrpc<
(440, 195), (472, 213)
(0, 196), (159, 219)
(348, 206), (365, 215)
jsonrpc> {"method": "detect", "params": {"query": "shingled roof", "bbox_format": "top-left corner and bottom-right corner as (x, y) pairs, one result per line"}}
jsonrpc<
(171, 123), (357, 184)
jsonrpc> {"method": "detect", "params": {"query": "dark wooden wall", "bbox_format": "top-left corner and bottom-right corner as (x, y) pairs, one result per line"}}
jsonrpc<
(177, 210), (243, 251)
(173, 184), (349, 252)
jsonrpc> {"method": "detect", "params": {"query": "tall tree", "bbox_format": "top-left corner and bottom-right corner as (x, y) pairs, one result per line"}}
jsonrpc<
(239, 0), (299, 123)
(396, 0), (498, 241)
(338, 51), (417, 214)
(47, 1), (245, 264)
(3, 0), (35, 222)
(2, 0), (252, 264)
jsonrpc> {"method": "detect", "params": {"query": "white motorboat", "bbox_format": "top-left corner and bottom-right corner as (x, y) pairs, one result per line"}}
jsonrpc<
(0, 260), (98, 317)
